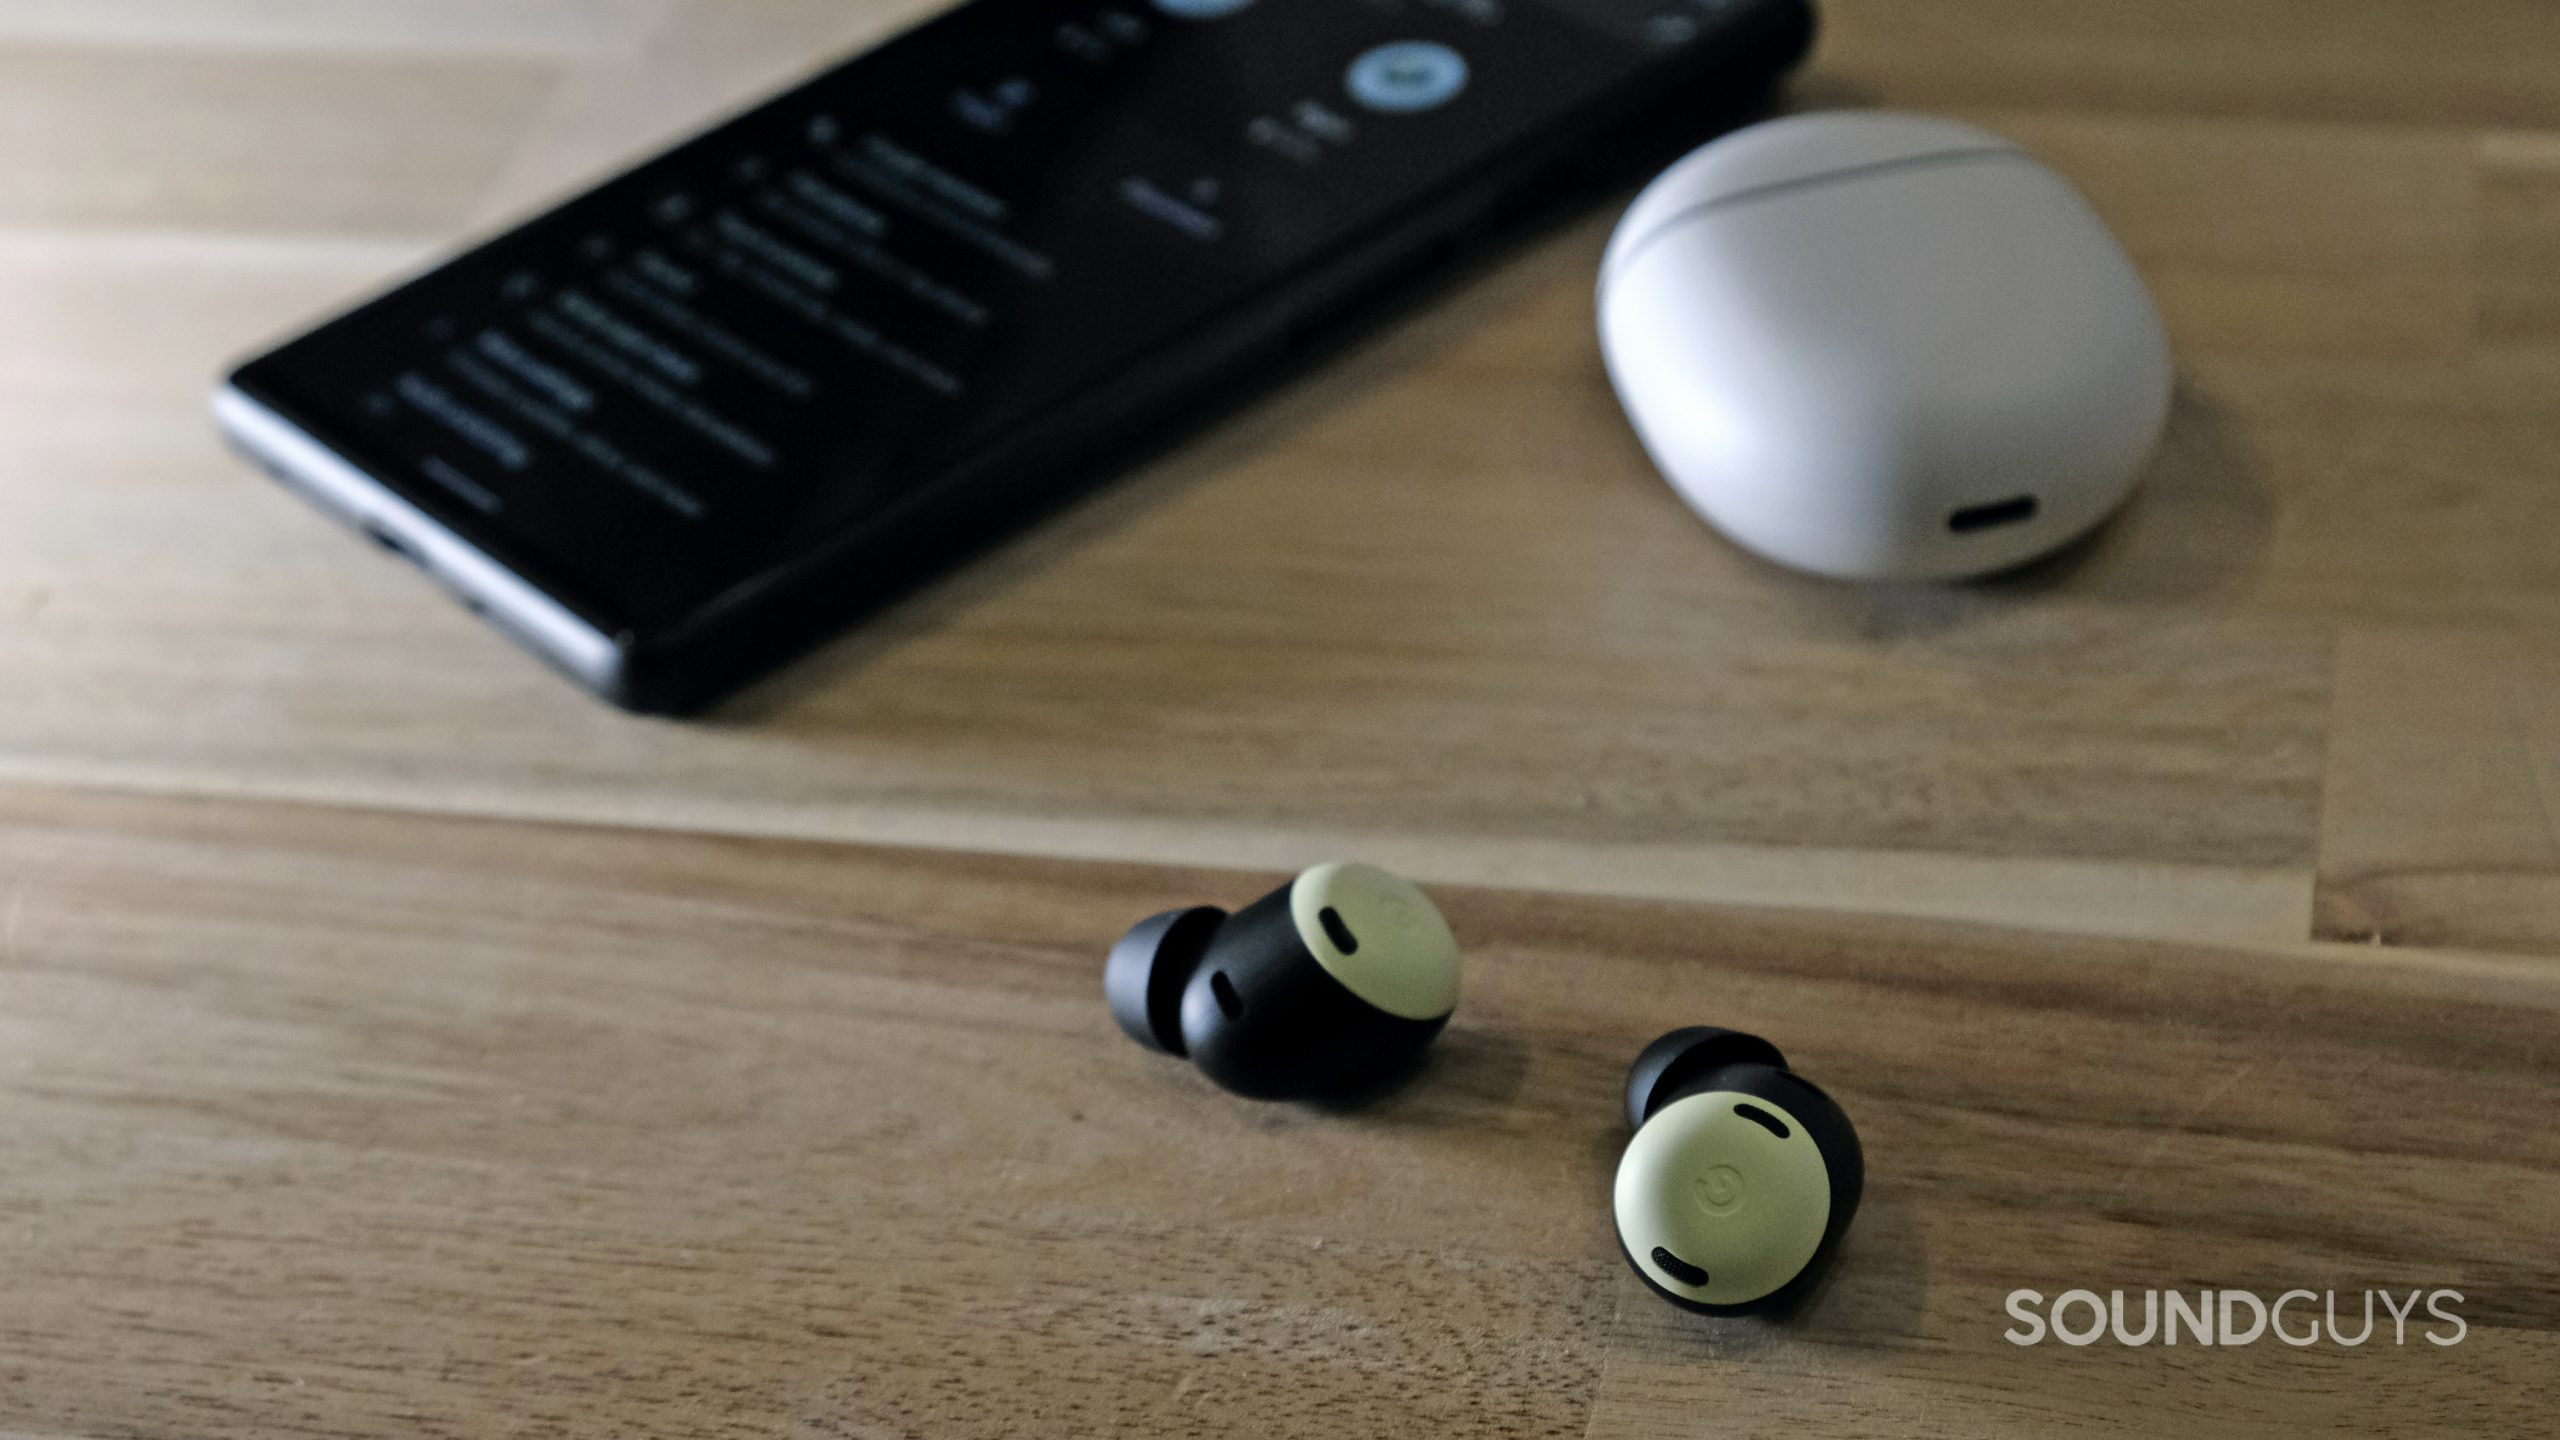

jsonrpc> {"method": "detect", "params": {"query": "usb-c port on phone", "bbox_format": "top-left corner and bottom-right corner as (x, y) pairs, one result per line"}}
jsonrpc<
(361, 521), (494, 619)
(362, 522), (424, 566)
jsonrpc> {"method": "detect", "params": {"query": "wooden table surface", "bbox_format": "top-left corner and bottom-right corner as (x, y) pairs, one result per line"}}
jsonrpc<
(3, 2), (2556, 1435)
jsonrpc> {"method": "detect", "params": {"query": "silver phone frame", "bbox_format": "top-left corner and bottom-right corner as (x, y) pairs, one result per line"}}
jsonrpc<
(212, 384), (627, 694)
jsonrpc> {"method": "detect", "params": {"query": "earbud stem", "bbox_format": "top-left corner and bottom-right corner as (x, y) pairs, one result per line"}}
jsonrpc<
(1104, 906), (1226, 1056)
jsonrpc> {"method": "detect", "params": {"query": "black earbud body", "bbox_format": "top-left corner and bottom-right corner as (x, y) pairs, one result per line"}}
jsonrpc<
(1614, 1027), (1863, 1315)
(1107, 864), (1460, 1102)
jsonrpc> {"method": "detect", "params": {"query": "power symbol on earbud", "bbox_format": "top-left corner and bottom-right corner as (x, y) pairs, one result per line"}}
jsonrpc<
(1695, 1164), (1746, 1215)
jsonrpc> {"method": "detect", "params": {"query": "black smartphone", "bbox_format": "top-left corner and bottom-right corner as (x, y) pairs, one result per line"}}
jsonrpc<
(218, 0), (1815, 712)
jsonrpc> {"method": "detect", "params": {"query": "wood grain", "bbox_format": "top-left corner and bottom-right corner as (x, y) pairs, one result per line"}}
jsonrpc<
(2, 5), (2558, 1429)
(2315, 626), (2560, 955)
(1, 784), (2554, 1437)
(0, 0), (2550, 950)
(0, 43), (559, 236)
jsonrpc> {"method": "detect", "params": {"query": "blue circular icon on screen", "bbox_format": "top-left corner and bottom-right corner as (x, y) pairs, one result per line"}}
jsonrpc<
(1346, 41), (1471, 115)
(1153, 0), (1255, 18)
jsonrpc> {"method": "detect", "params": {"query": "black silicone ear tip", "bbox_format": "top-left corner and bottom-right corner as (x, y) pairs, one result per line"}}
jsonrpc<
(1105, 907), (1226, 1056)
(1624, 1026), (1791, 1129)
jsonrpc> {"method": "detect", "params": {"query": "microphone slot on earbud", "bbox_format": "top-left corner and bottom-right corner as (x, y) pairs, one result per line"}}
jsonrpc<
(1734, 1102), (1790, 1139)
(1650, 1247), (1711, 1288)
(1317, 907), (1360, 955)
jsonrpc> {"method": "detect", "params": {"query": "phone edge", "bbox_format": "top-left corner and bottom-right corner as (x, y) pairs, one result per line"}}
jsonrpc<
(211, 383), (636, 705)
(210, 0), (1820, 716)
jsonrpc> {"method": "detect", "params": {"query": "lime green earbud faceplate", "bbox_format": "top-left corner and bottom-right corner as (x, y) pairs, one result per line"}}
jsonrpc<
(1613, 1090), (1832, 1307)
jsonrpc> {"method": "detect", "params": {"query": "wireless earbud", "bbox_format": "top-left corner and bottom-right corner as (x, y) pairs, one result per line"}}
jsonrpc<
(1614, 1027), (1863, 1314)
(1105, 863), (1461, 1102)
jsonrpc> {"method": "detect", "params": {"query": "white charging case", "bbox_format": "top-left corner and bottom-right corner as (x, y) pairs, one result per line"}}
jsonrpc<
(1597, 113), (2174, 581)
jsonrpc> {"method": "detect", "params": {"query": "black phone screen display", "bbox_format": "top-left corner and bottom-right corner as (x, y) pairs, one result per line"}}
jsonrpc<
(235, 0), (1771, 632)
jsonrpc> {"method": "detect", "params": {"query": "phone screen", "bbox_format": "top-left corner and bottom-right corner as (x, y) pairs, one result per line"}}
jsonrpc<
(232, 0), (1782, 635)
